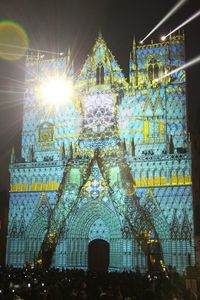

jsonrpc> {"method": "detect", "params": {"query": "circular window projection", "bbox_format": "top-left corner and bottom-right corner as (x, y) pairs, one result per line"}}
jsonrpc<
(84, 92), (115, 135)
(0, 20), (29, 61)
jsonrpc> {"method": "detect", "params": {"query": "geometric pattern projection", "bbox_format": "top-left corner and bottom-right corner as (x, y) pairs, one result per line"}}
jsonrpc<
(7, 32), (194, 272)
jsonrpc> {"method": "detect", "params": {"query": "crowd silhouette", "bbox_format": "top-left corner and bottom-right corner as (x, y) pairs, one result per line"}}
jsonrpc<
(0, 266), (199, 300)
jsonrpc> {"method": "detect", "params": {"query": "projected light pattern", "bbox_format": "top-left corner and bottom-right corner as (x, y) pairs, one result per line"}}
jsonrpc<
(7, 33), (194, 273)
(156, 55), (200, 82)
(83, 91), (116, 137)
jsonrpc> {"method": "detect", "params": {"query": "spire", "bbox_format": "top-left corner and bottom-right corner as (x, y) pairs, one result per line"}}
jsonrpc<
(10, 146), (15, 163)
(129, 51), (132, 61)
(133, 35), (136, 50)
(169, 29), (172, 41)
(98, 29), (102, 39)
(130, 35), (138, 87)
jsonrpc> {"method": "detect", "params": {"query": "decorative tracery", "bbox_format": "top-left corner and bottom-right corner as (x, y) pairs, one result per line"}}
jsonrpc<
(7, 33), (194, 272)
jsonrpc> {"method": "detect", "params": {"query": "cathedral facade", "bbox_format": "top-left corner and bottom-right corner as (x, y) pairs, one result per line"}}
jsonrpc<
(6, 33), (194, 272)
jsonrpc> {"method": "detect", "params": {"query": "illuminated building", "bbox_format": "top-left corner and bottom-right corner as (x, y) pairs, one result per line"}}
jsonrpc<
(6, 33), (194, 272)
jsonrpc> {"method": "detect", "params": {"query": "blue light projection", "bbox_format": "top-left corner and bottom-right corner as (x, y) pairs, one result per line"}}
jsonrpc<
(7, 32), (194, 272)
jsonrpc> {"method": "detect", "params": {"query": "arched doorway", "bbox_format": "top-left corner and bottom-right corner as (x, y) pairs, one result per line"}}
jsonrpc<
(88, 239), (109, 272)
(147, 241), (163, 272)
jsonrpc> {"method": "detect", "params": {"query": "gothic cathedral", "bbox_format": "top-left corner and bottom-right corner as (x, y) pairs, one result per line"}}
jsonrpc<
(6, 33), (194, 272)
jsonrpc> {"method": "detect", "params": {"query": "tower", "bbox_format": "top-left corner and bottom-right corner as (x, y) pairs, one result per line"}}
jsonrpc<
(7, 33), (194, 272)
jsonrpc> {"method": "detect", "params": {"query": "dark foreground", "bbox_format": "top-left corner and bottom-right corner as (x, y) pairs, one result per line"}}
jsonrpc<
(0, 267), (198, 300)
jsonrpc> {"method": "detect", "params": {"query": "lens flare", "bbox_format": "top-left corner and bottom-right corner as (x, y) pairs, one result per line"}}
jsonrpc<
(162, 10), (200, 40)
(140, 0), (187, 43)
(0, 20), (29, 61)
(39, 78), (74, 107)
(155, 55), (200, 82)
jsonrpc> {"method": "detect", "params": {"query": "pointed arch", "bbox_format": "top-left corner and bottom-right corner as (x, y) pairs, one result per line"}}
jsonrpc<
(181, 209), (192, 240)
(170, 209), (181, 239)
(143, 98), (154, 116)
(143, 188), (170, 241)
(10, 217), (18, 238)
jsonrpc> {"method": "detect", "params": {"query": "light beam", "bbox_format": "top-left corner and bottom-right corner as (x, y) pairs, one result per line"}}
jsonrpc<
(0, 42), (63, 55)
(140, 0), (188, 43)
(162, 10), (200, 40)
(155, 55), (200, 82)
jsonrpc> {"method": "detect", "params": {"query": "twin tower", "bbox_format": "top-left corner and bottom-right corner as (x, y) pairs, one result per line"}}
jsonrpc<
(7, 33), (194, 272)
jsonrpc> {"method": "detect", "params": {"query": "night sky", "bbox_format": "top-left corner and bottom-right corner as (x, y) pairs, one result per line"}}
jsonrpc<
(0, 0), (199, 190)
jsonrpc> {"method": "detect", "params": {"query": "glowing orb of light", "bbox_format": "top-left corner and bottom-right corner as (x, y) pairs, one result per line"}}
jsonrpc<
(0, 20), (29, 61)
(39, 78), (74, 107)
(161, 36), (166, 41)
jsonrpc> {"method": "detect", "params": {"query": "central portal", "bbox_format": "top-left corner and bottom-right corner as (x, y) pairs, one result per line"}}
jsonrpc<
(88, 239), (109, 272)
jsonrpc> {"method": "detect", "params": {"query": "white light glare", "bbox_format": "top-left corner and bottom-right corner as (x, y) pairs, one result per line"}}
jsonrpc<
(163, 10), (200, 40)
(40, 78), (73, 106)
(155, 55), (200, 82)
(140, 0), (187, 43)
(161, 36), (166, 41)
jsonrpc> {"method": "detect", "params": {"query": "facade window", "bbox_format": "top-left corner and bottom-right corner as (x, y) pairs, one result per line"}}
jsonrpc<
(96, 64), (104, 85)
(148, 60), (160, 81)
(96, 66), (100, 85)
(148, 65), (153, 82)
(143, 117), (165, 143)
(154, 64), (159, 79)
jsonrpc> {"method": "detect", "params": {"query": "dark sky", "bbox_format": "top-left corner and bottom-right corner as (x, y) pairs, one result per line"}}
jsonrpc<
(0, 0), (199, 190)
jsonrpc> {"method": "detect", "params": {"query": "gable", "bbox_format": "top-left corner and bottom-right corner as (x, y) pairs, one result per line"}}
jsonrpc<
(77, 35), (127, 91)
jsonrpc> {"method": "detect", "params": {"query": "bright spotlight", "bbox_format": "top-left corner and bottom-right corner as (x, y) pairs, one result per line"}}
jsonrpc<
(39, 78), (73, 106)
(156, 55), (200, 82)
(161, 36), (166, 41)
(140, 41), (143, 44)
(164, 10), (200, 39)
(140, 0), (188, 43)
